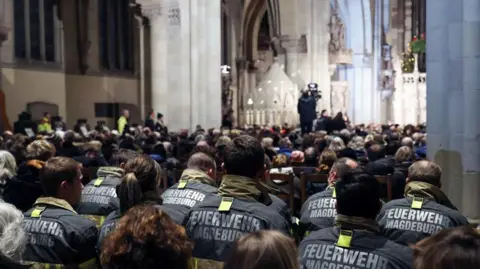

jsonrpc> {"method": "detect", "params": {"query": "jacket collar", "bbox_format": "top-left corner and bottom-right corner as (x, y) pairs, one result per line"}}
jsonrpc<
(218, 175), (272, 205)
(34, 197), (77, 214)
(180, 169), (217, 187)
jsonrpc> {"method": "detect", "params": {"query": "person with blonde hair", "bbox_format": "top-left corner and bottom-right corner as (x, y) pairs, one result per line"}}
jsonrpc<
(224, 231), (299, 269)
(0, 151), (17, 198)
(3, 140), (55, 211)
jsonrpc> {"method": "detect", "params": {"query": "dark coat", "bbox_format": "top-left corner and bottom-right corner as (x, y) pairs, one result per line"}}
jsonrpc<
(3, 160), (45, 212)
(297, 95), (317, 123)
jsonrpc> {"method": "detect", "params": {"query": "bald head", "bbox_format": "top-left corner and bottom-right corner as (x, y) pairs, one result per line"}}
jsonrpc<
(408, 160), (442, 187)
(187, 152), (216, 173)
(329, 157), (358, 185)
(196, 140), (209, 148)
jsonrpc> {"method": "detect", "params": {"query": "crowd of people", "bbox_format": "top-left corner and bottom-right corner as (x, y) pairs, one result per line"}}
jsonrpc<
(0, 110), (478, 269)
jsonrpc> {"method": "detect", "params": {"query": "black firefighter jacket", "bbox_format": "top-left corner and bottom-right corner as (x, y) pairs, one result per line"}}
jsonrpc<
(161, 169), (219, 225)
(377, 196), (468, 246)
(22, 197), (98, 269)
(75, 167), (124, 227)
(183, 175), (291, 269)
(300, 186), (337, 234)
(299, 227), (412, 269)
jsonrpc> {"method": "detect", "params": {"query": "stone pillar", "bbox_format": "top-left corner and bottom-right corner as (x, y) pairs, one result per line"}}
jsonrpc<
(140, 0), (221, 131)
(281, 35), (301, 84)
(305, 0), (331, 114)
(141, 2), (169, 127)
(427, 0), (480, 221)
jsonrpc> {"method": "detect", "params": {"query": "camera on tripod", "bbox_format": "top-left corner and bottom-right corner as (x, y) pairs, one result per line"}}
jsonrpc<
(307, 83), (322, 100)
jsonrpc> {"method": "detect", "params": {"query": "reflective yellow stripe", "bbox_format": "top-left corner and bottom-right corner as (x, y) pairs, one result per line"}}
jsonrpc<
(93, 178), (104, 187)
(411, 197), (424, 209)
(31, 206), (46, 218)
(55, 265), (62, 269)
(218, 197), (234, 212)
(78, 258), (97, 269)
(45, 265), (50, 269)
(82, 215), (106, 227)
(337, 230), (353, 248)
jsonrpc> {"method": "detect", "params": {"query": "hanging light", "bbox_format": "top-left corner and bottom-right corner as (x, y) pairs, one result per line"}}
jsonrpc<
(247, 98), (253, 105)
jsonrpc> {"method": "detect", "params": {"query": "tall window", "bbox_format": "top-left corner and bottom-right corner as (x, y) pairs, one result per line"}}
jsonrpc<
(412, 0), (426, 72)
(99, 0), (134, 72)
(14, 0), (56, 63)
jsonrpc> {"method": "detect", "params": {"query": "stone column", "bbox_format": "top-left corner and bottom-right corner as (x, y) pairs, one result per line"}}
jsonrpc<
(141, 2), (169, 127)
(141, 0), (221, 131)
(427, 0), (480, 221)
(305, 0), (331, 114)
(281, 35), (301, 83)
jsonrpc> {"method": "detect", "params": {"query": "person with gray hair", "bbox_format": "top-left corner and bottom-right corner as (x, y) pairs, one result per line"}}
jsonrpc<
(377, 160), (469, 246)
(0, 202), (27, 263)
(328, 136), (346, 152)
(401, 136), (414, 148)
(0, 151), (17, 198)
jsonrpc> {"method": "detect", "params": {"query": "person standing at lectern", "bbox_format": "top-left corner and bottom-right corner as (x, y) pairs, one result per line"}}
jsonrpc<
(297, 90), (316, 134)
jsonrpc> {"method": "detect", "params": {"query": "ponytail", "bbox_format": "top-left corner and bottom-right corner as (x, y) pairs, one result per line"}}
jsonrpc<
(117, 172), (143, 213)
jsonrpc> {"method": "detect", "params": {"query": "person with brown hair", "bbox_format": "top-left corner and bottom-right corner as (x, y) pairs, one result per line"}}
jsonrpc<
(316, 149), (337, 173)
(224, 231), (299, 269)
(22, 156), (98, 268)
(98, 155), (176, 250)
(101, 205), (193, 269)
(377, 160), (468, 246)
(413, 226), (480, 269)
(184, 135), (290, 269)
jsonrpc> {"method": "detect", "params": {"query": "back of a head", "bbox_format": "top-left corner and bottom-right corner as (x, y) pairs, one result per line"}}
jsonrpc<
(385, 140), (401, 156)
(109, 149), (141, 167)
(319, 149), (337, 168)
(0, 202), (26, 262)
(117, 155), (161, 213)
(224, 230), (299, 269)
(402, 137), (414, 148)
(335, 169), (381, 219)
(413, 226), (480, 269)
(187, 152), (216, 173)
(0, 151), (17, 182)
(329, 137), (345, 152)
(101, 205), (193, 269)
(367, 143), (385, 162)
(408, 160), (442, 187)
(395, 146), (414, 163)
(26, 140), (55, 161)
(224, 135), (265, 178)
(41, 157), (80, 197)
